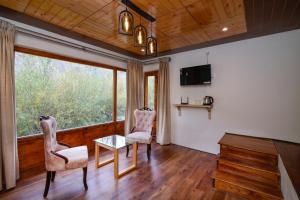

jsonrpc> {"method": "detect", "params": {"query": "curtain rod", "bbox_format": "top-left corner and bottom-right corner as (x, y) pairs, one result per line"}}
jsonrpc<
(14, 25), (171, 65)
(15, 27), (130, 63)
(142, 57), (171, 65)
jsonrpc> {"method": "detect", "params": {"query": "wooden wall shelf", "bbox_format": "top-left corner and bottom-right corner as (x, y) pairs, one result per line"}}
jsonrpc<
(174, 104), (213, 119)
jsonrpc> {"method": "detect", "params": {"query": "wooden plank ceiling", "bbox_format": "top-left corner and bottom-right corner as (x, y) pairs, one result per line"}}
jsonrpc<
(0, 0), (246, 56)
(0, 0), (299, 58)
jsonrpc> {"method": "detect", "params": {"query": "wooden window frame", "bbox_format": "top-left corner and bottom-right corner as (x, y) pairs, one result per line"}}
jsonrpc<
(14, 46), (126, 138)
(144, 71), (158, 111)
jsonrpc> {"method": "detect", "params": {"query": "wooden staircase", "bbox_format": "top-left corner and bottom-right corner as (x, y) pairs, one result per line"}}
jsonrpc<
(213, 133), (283, 200)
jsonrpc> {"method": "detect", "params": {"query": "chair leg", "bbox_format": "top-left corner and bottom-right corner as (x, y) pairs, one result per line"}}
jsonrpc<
(43, 171), (52, 197)
(51, 171), (56, 182)
(83, 167), (88, 190)
(147, 144), (151, 161)
(126, 145), (129, 157)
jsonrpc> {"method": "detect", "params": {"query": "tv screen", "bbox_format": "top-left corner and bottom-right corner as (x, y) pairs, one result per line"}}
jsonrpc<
(180, 64), (211, 86)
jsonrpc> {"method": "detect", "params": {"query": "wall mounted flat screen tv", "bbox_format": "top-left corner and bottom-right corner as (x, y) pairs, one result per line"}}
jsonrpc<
(180, 64), (211, 86)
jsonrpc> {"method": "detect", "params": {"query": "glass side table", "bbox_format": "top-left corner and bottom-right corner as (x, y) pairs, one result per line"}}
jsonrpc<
(94, 134), (137, 179)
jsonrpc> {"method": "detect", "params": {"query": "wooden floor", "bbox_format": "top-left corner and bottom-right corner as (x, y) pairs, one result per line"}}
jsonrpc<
(0, 144), (247, 200)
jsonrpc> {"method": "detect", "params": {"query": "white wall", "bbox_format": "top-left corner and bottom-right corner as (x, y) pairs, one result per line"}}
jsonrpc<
(279, 156), (299, 200)
(145, 29), (300, 154)
(1, 16), (128, 68)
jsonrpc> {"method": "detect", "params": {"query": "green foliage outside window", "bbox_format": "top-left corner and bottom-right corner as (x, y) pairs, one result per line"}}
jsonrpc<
(15, 52), (126, 137)
(147, 76), (155, 110)
(117, 71), (126, 121)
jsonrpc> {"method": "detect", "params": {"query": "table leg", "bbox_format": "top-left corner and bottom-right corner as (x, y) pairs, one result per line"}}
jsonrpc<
(95, 143), (99, 168)
(115, 142), (138, 179)
(95, 143), (114, 168)
(114, 149), (119, 179)
(133, 142), (137, 167)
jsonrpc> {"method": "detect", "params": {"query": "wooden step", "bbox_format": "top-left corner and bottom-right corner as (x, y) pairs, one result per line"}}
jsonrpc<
(220, 144), (278, 169)
(219, 133), (278, 156)
(213, 170), (283, 200)
(218, 157), (280, 186)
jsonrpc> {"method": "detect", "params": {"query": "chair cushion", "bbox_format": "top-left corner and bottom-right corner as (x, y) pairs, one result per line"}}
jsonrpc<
(134, 110), (156, 132)
(56, 146), (88, 169)
(126, 132), (152, 144)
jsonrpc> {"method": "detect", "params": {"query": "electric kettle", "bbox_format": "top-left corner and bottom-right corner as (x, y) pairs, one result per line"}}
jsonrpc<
(203, 96), (214, 105)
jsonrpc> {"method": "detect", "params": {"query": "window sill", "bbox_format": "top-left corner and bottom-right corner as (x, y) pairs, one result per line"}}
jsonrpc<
(17, 120), (125, 141)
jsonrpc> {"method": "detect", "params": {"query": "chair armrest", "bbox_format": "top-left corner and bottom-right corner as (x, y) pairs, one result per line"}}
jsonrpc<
(58, 142), (71, 148)
(130, 127), (136, 133)
(51, 151), (68, 164)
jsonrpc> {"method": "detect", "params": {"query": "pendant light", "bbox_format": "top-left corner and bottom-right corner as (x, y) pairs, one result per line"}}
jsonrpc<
(134, 16), (147, 47)
(118, 1), (134, 35)
(146, 22), (157, 56)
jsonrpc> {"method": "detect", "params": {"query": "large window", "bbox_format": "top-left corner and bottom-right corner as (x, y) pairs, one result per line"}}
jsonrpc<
(15, 50), (126, 137)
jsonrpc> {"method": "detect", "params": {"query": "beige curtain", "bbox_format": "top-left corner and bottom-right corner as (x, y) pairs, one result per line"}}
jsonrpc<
(125, 59), (144, 135)
(0, 20), (19, 191)
(157, 58), (171, 145)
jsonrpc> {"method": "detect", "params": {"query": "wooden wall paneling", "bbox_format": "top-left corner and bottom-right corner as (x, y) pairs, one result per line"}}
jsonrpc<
(18, 135), (45, 172)
(115, 121), (125, 135)
(83, 122), (116, 152)
(18, 122), (125, 178)
(56, 129), (85, 147)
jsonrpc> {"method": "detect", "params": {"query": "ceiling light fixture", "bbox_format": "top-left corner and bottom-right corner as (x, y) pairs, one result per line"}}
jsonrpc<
(222, 27), (228, 32)
(146, 22), (157, 57)
(118, 1), (134, 35)
(134, 16), (147, 47)
(119, 0), (157, 56)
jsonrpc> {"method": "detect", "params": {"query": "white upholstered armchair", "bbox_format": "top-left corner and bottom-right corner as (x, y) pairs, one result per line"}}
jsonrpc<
(40, 116), (88, 197)
(126, 108), (156, 160)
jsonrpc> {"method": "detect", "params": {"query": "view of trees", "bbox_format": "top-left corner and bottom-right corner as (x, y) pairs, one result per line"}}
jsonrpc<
(147, 76), (155, 110)
(15, 52), (126, 137)
(117, 71), (126, 121)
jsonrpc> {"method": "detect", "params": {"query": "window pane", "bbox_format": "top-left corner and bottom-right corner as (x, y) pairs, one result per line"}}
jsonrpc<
(15, 52), (113, 137)
(117, 71), (126, 121)
(147, 76), (155, 110)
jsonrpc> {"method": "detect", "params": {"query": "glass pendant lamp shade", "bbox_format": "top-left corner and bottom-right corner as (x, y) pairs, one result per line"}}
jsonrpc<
(146, 22), (157, 56)
(146, 36), (157, 56)
(118, 9), (134, 35)
(134, 24), (147, 47)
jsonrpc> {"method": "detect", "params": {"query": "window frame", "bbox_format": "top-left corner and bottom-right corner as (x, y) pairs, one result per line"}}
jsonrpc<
(14, 46), (126, 138)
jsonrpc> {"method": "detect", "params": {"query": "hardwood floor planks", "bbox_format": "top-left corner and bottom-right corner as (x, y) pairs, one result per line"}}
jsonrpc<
(0, 144), (246, 200)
